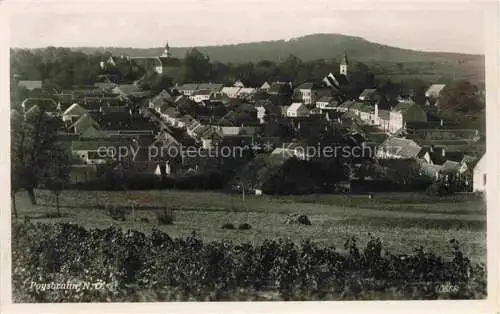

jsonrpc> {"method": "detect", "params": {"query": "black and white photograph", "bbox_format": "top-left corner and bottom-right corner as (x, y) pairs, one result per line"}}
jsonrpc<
(1, 0), (499, 311)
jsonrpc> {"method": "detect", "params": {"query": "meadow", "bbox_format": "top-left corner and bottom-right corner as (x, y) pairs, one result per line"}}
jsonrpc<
(13, 188), (486, 265)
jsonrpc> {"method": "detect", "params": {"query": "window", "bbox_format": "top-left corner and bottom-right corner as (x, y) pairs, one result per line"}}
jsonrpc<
(483, 173), (486, 186)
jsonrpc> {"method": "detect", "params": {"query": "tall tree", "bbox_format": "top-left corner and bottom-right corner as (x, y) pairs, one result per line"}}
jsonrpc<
(38, 145), (71, 216)
(11, 106), (63, 211)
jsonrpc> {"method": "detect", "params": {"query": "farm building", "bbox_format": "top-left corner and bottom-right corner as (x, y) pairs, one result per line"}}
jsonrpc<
(473, 154), (486, 192)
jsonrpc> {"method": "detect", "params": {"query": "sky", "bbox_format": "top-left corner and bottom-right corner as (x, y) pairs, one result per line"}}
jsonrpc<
(5, 0), (492, 54)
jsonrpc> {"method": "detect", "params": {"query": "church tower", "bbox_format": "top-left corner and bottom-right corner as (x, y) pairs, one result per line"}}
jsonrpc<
(340, 50), (348, 76)
(161, 42), (172, 58)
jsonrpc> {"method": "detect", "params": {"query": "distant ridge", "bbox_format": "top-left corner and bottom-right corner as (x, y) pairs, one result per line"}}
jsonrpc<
(64, 33), (483, 64)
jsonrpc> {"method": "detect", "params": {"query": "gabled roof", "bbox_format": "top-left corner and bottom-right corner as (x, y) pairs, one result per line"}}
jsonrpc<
(425, 84), (446, 97)
(238, 87), (256, 95)
(440, 160), (461, 173)
(198, 83), (223, 91)
(359, 89), (378, 100)
(297, 82), (314, 90)
(193, 89), (212, 96)
(392, 101), (419, 113)
(287, 102), (305, 112)
(339, 100), (356, 109)
(63, 103), (88, 116)
(317, 96), (336, 103)
(163, 106), (181, 118)
(22, 98), (59, 113)
(69, 113), (99, 132)
(379, 137), (422, 159)
(112, 84), (141, 95)
(177, 83), (199, 91)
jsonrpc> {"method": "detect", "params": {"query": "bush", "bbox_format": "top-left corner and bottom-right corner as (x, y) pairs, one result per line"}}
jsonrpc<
(426, 180), (455, 196)
(156, 209), (174, 225)
(238, 223), (252, 230)
(221, 223), (235, 229)
(284, 214), (311, 225)
(140, 217), (150, 223)
(11, 222), (486, 302)
(107, 206), (128, 221)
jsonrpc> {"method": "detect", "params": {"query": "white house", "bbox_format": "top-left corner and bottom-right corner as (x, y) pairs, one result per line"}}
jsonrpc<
(286, 103), (309, 118)
(388, 101), (427, 134)
(294, 83), (314, 105)
(221, 86), (241, 99)
(191, 90), (212, 103)
(425, 84), (446, 106)
(473, 154), (486, 192)
(237, 87), (257, 98)
(316, 96), (337, 110)
(177, 84), (199, 96)
(260, 81), (271, 91)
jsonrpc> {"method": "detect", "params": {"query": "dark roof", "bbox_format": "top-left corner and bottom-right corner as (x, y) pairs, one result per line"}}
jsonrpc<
(359, 89), (378, 100)
(379, 137), (422, 159)
(392, 101), (418, 112)
(178, 83), (199, 91)
(317, 96), (336, 103)
(297, 82), (314, 89)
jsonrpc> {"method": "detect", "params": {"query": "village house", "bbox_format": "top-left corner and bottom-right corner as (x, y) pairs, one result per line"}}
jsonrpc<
(268, 82), (292, 97)
(473, 154), (486, 192)
(161, 107), (184, 128)
(358, 89), (379, 102)
(237, 87), (257, 98)
(191, 89), (213, 103)
(388, 101), (427, 133)
(286, 102), (309, 118)
(221, 86), (242, 99)
(315, 96), (338, 111)
(198, 83), (224, 93)
(234, 80), (245, 88)
(62, 103), (88, 123)
(177, 83), (199, 96)
(18, 80), (42, 91)
(425, 84), (446, 106)
(337, 100), (355, 113)
(260, 81), (271, 91)
(376, 137), (422, 159)
(68, 113), (100, 135)
(21, 98), (60, 115)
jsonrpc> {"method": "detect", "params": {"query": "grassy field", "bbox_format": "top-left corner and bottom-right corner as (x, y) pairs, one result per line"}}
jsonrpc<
(12, 189), (487, 264)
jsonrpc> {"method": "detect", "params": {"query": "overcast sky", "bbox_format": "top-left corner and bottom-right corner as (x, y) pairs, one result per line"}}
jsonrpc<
(5, 0), (491, 54)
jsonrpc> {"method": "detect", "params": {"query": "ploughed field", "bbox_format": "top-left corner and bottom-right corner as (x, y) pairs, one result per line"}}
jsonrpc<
(13, 189), (486, 265)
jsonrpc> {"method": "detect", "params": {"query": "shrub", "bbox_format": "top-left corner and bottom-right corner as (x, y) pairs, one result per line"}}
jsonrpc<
(426, 181), (455, 196)
(238, 223), (252, 230)
(11, 222), (486, 302)
(284, 214), (311, 225)
(221, 223), (235, 229)
(156, 209), (174, 225)
(140, 217), (150, 223)
(107, 206), (128, 221)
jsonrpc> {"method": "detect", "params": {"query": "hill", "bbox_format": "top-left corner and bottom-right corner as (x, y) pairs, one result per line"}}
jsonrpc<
(71, 33), (485, 83)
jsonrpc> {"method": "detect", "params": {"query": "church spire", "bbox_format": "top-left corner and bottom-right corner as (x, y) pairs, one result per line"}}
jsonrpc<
(162, 41), (171, 58)
(340, 49), (348, 76)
